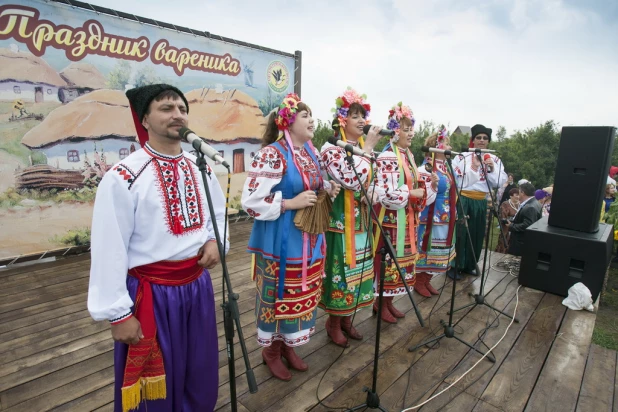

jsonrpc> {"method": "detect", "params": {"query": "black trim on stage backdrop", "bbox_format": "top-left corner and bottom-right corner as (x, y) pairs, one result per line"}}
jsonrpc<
(294, 50), (302, 97)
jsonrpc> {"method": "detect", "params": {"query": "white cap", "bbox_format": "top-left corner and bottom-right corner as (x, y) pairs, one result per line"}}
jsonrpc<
(608, 176), (616, 185)
(518, 179), (529, 185)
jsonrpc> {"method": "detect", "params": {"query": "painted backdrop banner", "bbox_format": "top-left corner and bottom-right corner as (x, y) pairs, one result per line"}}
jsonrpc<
(0, 0), (297, 259)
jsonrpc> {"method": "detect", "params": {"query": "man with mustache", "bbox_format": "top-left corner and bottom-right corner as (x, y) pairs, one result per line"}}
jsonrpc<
(451, 124), (507, 279)
(88, 84), (228, 412)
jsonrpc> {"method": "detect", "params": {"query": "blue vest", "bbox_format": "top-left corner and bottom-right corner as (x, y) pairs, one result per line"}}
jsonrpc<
(247, 140), (324, 264)
(419, 161), (451, 224)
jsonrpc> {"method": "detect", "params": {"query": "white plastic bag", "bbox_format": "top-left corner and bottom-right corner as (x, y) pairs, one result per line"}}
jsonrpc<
(562, 282), (595, 312)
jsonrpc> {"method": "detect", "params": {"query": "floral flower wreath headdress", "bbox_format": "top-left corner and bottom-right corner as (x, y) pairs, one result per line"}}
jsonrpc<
(386, 102), (415, 143)
(332, 87), (371, 140)
(274, 92), (302, 131)
(436, 126), (448, 149)
(273, 92), (319, 153)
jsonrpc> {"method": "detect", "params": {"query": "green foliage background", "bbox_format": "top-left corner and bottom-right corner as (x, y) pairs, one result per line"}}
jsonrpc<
(311, 118), (617, 190)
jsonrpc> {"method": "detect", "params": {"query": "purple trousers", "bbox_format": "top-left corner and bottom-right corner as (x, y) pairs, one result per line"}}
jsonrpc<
(114, 270), (218, 412)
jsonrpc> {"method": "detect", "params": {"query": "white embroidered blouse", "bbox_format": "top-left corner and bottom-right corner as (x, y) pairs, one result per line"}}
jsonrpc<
(87, 143), (229, 323)
(241, 144), (329, 221)
(320, 141), (373, 191)
(452, 153), (507, 192)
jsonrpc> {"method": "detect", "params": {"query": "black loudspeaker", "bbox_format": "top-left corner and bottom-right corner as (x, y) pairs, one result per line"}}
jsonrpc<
(518, 217), (613, 302)
(549, 126), (616, 233)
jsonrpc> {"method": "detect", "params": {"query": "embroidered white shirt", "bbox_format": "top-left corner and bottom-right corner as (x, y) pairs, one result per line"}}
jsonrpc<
(452, 153), (507, 193)
(87, 143), (229, 322)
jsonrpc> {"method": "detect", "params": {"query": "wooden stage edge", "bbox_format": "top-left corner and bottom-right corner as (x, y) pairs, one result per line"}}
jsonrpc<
(0, 219), (613, 412)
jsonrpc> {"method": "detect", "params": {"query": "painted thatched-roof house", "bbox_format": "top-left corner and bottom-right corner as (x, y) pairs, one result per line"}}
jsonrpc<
(183, 88), (266, 173)
(22, 89), (137, 169)
(0, 47), (66, 103)
(58, 62), (107, 103)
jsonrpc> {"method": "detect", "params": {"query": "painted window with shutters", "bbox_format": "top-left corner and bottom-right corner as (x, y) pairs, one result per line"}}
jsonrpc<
(67, 150), (80, 162)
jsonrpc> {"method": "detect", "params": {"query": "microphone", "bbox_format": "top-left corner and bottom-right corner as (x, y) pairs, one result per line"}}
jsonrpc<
(179, 127), (230, 168)
(328, 136), (375, 161)
(362, 125), (395, 137)
(459, 147), (496, 153)
(421, 146), (460, 156)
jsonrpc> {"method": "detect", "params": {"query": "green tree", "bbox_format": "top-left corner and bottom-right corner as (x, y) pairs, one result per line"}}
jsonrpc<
(107, 62), (163, 90)
(107, 61), (131, 90)
(311, 119), (334, 151)
(492, 121), (561, 188)
(409, 120), (439, 164)
(133, 66), (162, 87)
(258, 89), (285, 116)
(495, 126), (507, 142)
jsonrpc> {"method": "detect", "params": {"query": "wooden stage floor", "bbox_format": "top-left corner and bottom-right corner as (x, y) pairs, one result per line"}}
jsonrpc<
(0, 219), (614, 411)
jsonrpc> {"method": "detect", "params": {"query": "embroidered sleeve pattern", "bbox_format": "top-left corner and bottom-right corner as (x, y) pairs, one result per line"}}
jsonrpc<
(485, 155), (507, 189)
(112, 159), (151, 190)
(376, 152), (409, 210)
(453, 154), (480, 188)
(418, 165), (437, 206)
(241, 147), (287, 221)
(410, 180), (428, 212)
(87, 171), (136, 322)
(320, 143), (372, 191)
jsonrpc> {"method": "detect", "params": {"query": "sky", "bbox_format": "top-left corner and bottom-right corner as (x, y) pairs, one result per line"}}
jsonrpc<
(85, 0), (618, 135)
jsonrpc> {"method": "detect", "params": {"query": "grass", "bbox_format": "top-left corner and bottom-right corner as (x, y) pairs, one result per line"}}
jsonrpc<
(229, 194), (242, 211)
(52, 227), (91, 246)
(482, 210), (618, 350)
(0, 187), (97, 208)
(592, 265), (618, 350)
(488, 216), (501, 251)
(0, 101), (61, 165)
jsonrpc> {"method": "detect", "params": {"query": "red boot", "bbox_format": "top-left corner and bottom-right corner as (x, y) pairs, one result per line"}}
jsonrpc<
(326, 315), (349, 348)
(372, 298), (397, 324)
(281, 344), (308, 372)
(425, 274), (440, 295)
(262, 340), (292, 381)
(385, 296), (405, 318)
(341, 315), (364, 339)
(414, 273), (432, 297)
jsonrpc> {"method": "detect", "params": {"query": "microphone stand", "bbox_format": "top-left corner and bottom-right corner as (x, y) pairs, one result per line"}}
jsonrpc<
(192, 141), (258, 412)
(342, 148), (424, 412)
(409, 155), (496, 363)
(449, 150), (518, 322)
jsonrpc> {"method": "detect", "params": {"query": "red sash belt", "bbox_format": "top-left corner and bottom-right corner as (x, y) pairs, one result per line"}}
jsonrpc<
(121, 257), (202, 412)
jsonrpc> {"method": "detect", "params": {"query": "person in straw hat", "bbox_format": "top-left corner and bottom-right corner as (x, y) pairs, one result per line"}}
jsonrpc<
(88, 84), (228, 412)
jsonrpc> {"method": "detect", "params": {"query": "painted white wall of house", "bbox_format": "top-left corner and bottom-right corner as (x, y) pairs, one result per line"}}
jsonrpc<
(0, 82), (61, 103)
(41, 139), (135, 169)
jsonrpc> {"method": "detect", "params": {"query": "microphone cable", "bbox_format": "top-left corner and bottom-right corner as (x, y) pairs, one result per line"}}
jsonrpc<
(315, 144), (378, 411)
(400, 285), (522, 411)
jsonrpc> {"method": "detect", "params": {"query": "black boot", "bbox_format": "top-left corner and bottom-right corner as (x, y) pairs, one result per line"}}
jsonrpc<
(446, 267), (463, 280)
